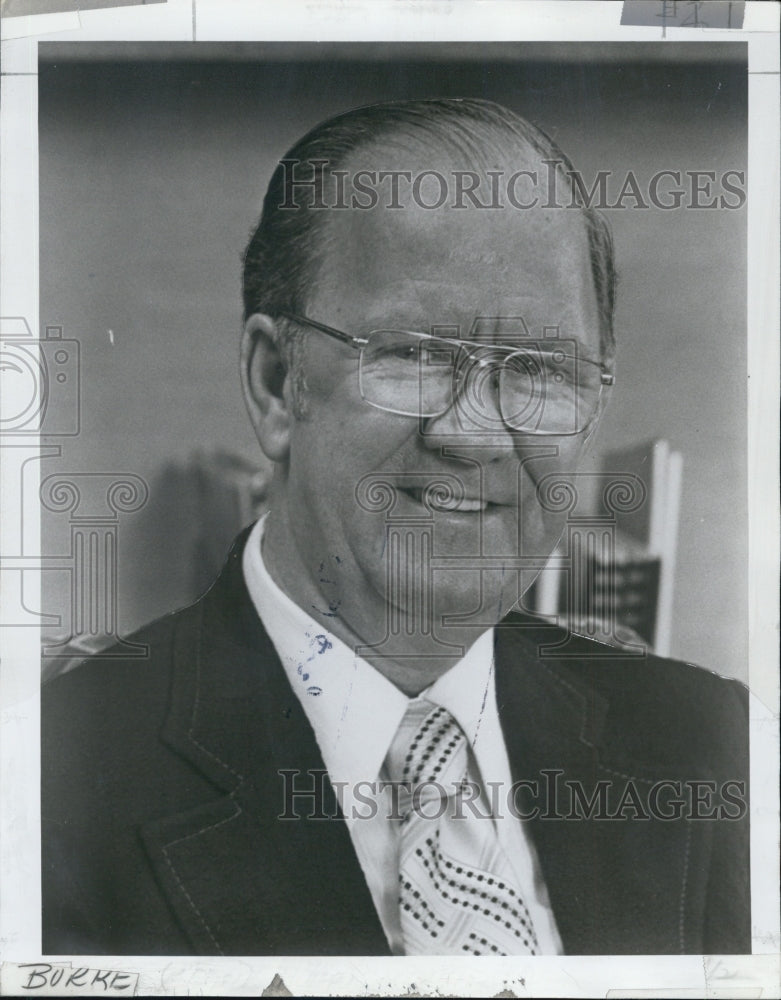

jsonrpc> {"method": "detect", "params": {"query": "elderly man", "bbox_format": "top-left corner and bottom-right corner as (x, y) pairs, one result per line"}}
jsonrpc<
(42, 99), (749, 957)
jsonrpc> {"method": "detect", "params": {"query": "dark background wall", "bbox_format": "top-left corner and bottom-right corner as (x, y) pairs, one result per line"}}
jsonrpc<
(38, 43), (747, 679)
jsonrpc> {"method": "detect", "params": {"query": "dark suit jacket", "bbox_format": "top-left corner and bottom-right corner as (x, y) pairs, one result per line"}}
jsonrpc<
(41, 530), (750, 956)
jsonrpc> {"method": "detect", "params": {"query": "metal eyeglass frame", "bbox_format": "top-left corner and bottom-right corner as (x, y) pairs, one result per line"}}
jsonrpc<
(278, 310), (615, 434)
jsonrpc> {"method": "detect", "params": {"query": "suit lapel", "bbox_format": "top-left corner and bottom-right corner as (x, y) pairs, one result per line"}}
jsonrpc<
(494, 621), (713, 955)
(138, 534), (713, 956)
(140, 535), (390, 956)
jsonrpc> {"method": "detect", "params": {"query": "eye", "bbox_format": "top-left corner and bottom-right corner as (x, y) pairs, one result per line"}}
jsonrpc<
(381, 342), (421, 362)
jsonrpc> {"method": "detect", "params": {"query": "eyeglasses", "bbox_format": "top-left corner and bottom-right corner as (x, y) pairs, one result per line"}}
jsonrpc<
(279, 311), (615, 436)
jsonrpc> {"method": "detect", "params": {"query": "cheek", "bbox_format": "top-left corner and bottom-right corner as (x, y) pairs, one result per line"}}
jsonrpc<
(287, 406), (414, 512)
(514, 437), (591, 531)
(298, 378), (417, 457)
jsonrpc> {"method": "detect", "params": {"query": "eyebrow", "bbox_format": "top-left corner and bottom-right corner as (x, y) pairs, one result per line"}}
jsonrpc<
(357, 314), (431, 335)
(359, 317), (595, 351)
(370, 324), (602, 363)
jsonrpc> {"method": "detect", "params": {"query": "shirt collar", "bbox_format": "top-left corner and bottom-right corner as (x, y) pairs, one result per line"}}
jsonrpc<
(425, 629), (496, 751)
(242, 515), (495, 791)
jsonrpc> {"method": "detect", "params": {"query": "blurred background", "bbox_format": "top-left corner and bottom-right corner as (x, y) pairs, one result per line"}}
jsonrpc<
(37, 42), (747, 680)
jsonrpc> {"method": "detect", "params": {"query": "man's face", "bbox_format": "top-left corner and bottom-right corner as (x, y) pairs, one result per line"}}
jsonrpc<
(270, 149), (604, 652)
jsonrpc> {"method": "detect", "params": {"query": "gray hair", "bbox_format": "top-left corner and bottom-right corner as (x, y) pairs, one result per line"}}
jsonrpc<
(242, 98), (616, 411)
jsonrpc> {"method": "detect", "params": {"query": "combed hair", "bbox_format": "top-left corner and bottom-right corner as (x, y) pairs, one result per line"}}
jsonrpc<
(242, 98), (617, 391)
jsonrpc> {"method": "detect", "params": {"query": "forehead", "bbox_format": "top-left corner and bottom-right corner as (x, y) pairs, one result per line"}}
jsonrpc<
(310, 142), (601, 352)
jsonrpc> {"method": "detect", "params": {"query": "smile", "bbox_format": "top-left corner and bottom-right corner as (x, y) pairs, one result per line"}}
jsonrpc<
(401, 486), (489, 513)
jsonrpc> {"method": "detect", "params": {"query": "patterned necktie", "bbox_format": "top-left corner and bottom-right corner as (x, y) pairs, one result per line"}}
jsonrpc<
(385, 700), (540, 956)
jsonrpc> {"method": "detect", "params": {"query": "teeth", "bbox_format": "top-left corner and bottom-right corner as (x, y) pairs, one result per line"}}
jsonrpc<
(447, 498), (487, 512)
(430, 497), (487, 512)
(405, 488), (487, 512)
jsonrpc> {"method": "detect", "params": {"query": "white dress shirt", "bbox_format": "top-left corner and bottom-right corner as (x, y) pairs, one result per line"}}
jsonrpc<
(242, 515), (563, 955)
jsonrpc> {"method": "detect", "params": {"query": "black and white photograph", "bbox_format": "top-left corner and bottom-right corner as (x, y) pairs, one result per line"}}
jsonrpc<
(0, 2), (778, 997)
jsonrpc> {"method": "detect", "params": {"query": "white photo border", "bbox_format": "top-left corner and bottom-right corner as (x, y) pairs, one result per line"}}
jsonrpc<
(0, 2), (778, 996)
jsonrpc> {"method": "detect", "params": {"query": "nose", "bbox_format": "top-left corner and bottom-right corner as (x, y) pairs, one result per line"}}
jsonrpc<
(418, 358), (520, 456)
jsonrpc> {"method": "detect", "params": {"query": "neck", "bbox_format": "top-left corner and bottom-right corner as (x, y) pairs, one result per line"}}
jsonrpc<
(260, 506), (499, 695)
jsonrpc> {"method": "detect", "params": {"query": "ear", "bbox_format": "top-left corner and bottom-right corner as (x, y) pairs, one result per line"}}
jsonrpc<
(240, 313), (294, 463)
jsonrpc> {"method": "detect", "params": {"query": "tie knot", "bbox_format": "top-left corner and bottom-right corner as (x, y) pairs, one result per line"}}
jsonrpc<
(386, 703), (468, 797)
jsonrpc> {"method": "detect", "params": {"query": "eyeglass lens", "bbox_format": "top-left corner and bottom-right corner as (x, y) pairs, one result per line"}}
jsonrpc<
(358, 330), (601, 435)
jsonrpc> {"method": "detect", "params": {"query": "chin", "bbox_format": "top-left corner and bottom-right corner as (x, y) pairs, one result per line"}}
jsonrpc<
(434, 573), (521, 629)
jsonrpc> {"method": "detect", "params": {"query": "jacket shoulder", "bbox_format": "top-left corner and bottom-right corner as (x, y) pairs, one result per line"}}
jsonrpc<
(41, 601), (205, 797)
(505, 613), (748, 774)
(43, 604), (190, 709)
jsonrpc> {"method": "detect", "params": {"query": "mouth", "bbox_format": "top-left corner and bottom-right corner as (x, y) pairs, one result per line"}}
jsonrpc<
(400, 486), (490, 513)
